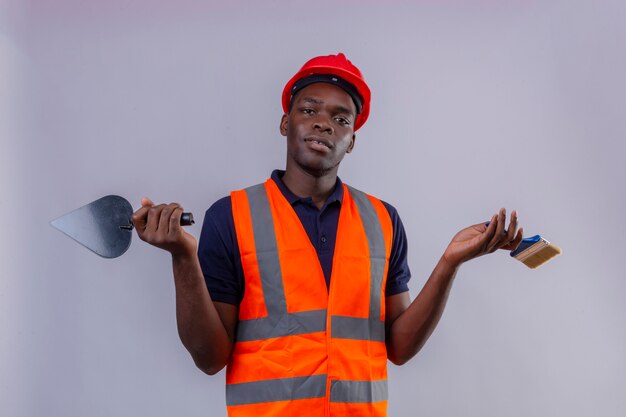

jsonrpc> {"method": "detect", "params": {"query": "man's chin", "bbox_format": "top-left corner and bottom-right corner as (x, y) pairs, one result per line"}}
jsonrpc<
(299, 163), (337, 179)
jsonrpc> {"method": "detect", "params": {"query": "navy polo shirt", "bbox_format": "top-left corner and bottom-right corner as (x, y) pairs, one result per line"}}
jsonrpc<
(198, 170), (411, 305)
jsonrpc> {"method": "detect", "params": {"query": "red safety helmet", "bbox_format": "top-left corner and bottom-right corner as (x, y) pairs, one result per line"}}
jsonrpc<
(282, 53), (371, 131)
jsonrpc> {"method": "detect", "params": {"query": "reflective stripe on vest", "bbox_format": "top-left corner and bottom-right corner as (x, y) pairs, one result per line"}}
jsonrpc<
(226, 376), (389, 406)
(226, 180), (392, 416)
(234, 183), (327, 342)
(331, 185), (387, 342)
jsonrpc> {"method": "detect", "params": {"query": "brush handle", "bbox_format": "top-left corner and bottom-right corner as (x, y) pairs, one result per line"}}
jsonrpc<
(510, 235), (542, 257)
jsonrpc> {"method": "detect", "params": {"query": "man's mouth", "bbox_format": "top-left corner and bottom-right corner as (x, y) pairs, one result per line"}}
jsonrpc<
(304, 137), (332, 149)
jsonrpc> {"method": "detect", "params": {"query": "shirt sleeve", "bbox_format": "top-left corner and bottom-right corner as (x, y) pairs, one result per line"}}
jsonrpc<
(197, 196), (244, 305)
(382, 201), (411, 296)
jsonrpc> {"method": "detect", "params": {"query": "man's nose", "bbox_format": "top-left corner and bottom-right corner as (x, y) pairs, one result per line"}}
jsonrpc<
(313, 116), (333, 134)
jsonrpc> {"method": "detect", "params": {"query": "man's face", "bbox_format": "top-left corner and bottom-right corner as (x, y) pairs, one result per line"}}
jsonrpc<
(280, 82), (357, 178)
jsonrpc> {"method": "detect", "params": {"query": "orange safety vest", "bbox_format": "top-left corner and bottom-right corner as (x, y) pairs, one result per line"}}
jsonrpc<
(227, 179), (393, 417)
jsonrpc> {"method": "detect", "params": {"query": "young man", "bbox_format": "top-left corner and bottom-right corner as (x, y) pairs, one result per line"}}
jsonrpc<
(132, 53), (523, 417)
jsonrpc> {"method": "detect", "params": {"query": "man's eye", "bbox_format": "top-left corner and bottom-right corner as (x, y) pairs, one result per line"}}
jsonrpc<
(302, 108), (314, 115)
(335, 117), (350, 125)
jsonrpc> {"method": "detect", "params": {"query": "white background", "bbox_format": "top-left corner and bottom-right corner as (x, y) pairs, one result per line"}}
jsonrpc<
(2, 1), (625, 416)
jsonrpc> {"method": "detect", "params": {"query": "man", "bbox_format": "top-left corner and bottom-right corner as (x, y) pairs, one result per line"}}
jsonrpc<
(132, 53), (523, 417)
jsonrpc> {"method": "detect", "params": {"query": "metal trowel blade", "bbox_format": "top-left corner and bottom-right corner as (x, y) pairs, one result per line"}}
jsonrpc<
(50, 195), (134, 258)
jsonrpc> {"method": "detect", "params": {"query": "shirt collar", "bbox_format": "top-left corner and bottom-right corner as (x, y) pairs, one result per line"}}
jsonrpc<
(271, 169), (344, 207)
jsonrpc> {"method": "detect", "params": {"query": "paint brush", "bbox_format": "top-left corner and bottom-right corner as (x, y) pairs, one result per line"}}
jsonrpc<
(485, 221), (562, 268)
(510, 235), (562, 269)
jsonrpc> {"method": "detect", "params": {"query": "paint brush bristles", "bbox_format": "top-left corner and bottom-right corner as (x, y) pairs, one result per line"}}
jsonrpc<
(510, 235), (562, 269)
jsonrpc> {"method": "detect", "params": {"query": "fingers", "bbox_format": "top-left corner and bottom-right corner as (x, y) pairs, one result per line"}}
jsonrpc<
(149, 203), (182, 233)
(132, 197), (155, 232)
(500, 210), (523, 251)
(504, 210), (519, 244)
(157, 204), (184, 236)
(485, 208), (505, 252)
(486, 208), (524, 253)
(503, 227), (524, 251)
(130, 199), (195, 256)
(495, 208), (506, 239)
(157, 203), (178, 235)
(134, 201), (184, 242)
(477, 213), (498, 248)
(169, 207), (184, 234)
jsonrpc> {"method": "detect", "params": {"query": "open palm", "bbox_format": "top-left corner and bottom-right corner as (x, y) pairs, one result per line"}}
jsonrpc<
(442, 208), (523, 266)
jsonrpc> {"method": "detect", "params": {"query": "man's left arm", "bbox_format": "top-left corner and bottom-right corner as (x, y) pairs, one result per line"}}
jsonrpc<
(385, 208), (523, 365)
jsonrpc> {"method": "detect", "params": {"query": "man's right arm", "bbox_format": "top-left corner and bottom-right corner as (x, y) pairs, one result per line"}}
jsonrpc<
(133, 198), (237, 375)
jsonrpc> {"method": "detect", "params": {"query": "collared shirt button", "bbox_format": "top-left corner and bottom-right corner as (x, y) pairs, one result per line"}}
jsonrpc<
(321, 235), (327, 244)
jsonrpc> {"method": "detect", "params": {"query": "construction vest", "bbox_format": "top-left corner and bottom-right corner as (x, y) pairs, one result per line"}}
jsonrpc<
(227, 179), (393, 417)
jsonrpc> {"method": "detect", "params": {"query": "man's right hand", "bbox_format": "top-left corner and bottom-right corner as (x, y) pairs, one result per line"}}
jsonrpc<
(132, 197), (197, 257)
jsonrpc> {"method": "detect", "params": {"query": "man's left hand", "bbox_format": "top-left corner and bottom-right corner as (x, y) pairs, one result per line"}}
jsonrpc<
(442, 208), (523, 267)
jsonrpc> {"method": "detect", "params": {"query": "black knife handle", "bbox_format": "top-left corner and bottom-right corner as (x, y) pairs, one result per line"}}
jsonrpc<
(127, 212), (194, 230)
(181, 212), (195, 226)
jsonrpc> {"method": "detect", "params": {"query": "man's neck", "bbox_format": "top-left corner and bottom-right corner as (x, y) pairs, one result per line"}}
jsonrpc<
(281, 166), (338, 209)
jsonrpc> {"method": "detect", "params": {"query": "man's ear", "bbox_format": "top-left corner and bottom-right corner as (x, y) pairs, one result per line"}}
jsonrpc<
(346, 134), (356, 153)
(279, 114), (288, 136)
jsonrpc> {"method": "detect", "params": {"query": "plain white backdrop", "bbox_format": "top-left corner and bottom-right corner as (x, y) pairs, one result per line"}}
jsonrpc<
(2, 1), (625, 416)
